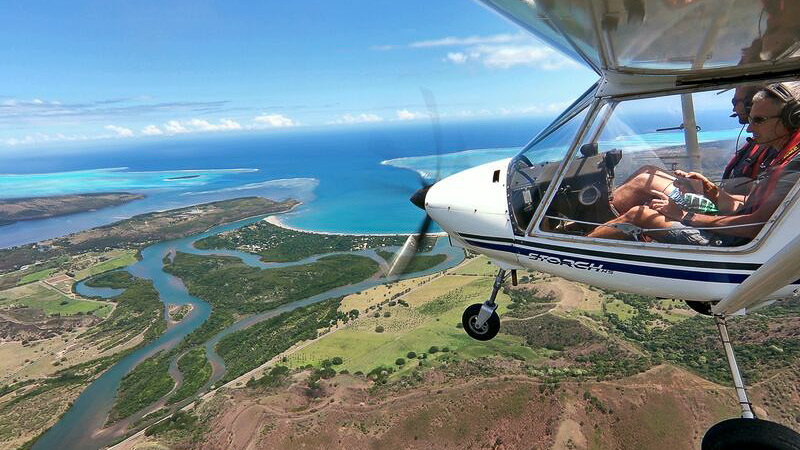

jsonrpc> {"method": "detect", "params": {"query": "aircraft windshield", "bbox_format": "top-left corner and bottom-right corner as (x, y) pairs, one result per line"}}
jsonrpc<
(511, 81), (800, 248)
(481, 0), (800, 74)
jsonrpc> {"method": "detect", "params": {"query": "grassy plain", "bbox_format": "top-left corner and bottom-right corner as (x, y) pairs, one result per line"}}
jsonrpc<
(449, 255), (501, 276)
(604, 298), (637, 321)
(0, 283), (112, 318)
(285, 275), (544, 376)
(73, 249), (138, 280)
(17, 268), (58, 285)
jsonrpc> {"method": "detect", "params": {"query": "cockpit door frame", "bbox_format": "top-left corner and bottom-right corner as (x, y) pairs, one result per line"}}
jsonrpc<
(522, 98), (606, 236)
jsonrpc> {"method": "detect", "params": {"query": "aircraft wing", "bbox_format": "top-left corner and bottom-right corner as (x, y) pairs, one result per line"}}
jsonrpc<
(478, 0), (800, 78)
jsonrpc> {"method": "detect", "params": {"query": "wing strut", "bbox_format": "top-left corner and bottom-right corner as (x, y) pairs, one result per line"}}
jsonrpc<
(712, 232), (800, 315)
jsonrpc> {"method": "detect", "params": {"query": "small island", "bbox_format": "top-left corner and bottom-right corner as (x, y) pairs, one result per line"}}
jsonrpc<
(0, 193), (145, 226)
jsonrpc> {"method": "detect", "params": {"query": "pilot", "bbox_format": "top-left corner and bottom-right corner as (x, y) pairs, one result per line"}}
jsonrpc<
(589, 81), (800, 246)
(603, 84), (765, 221)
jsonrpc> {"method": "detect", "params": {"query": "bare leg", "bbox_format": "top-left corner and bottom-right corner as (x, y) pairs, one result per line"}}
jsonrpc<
(611, 166), (678, 213)
(588, 205), (680, 240)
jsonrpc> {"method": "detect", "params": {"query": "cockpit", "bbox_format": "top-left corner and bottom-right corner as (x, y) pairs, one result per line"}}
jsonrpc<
(507, 80), (800, 249)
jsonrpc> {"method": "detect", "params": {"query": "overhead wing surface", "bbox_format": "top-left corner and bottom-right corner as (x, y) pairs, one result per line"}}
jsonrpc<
(478, 0), (800, 78)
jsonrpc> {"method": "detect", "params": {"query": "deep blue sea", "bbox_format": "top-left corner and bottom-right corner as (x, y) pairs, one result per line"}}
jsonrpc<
(0, 115), (743, 248)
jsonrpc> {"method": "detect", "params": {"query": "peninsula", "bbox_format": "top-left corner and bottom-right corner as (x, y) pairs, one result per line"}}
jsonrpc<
(0, 193), (145, 226)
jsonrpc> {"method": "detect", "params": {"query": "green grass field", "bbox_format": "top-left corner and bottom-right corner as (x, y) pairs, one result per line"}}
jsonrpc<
(74, 250), (138, 280)
(449, 256), (499, 276)
(17, 268), (58, 285)
(0, 283), (112, 317)
(604, 298), (636, 321)
(285, 277), (547, 376)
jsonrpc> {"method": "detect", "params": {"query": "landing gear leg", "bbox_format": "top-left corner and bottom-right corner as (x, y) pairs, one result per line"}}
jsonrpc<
(701, 315), (800, 450)
(461, 269), (504, 341)
(714, 315), (753, 419)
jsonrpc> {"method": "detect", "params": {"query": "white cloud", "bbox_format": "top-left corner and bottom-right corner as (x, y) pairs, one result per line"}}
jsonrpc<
(475, 44), (576, 70)
(31, 99), (44, 105)
(164, 120), (189, 134)
(185, 118), (242, 132)
(104, 125), (134, 137)
(395, 109), (428, 121)
(141, 125), (163, 136)
(329, 113), (384, 125)
(253, 113), (296, 128)
(159, 118), (244, 134)
(445, 52), (468, 64)
(410, 33), (526, 48)
(378, 32), (577, 71)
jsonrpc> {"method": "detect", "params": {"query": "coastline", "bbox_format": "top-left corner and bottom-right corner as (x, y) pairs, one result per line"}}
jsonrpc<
(265, 213), (447, 238)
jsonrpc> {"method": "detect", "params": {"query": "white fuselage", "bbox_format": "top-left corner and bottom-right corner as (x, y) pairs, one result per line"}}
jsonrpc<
(425, 158), (800, 303)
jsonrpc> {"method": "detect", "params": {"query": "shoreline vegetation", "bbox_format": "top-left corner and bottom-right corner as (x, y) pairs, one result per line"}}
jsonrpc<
(195, 219), (438, 263)
(0, 193), (145, 226)
(0, 196), (299, 274)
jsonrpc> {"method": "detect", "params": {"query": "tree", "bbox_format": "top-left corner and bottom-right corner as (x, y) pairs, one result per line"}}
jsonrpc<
(395, 358), (405, 366)
(375, 326), (384, 333)
(406, 351), (417, 359)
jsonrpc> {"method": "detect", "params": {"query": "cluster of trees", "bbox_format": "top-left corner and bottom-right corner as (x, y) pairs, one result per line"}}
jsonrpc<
(600, 292), (800, 383)
(164, 252), (377, 351)
(144, 411), (199, 438)
(78, 275), (164, 353)
(107, 351), (174, 424)
(167, 348), (212, 405)
(247, 365), (290, 389)
(195, 221), (408, 262)
(503, 314), (597, 351)
(215, 298), (343, 384)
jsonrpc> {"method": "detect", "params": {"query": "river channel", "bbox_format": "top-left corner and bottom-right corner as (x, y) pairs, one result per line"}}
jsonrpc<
(32, 215), (464, 450)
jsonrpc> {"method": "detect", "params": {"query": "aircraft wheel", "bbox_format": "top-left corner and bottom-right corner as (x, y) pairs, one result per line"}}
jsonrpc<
(685, 300), (713, 316)
(702, 418), (800, 450)
(462, 303), (500, 341)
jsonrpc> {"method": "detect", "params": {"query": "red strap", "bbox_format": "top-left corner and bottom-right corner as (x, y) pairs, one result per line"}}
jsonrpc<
(747, 129), (800, 208)
(743, 144), (763, 178)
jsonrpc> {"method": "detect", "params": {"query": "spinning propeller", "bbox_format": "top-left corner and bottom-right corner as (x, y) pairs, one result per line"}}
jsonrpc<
(386, 89), (442, 277)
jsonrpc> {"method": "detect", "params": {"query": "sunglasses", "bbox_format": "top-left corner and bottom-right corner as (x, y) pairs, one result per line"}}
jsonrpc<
(748, 115), (781, 124)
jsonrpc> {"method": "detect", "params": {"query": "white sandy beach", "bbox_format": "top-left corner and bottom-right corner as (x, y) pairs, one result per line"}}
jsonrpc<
(264, 214), (447, 238)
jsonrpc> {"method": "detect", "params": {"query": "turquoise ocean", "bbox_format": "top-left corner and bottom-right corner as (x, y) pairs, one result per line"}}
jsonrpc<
(0, 116), (744, 248)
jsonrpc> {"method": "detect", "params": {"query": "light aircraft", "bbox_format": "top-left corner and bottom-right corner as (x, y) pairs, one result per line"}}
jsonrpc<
(390, 1), (800, 448)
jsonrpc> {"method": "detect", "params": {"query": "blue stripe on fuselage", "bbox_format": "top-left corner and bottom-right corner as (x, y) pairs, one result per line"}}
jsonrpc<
(464, 239), (749, 284)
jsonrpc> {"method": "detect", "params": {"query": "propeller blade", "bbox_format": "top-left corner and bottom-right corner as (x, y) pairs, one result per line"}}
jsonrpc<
(421, 87), (443, 183)
(387, 215), (432, 277)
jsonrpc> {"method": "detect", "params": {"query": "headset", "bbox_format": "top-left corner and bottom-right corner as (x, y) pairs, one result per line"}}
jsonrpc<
(764, 83), (800, 130)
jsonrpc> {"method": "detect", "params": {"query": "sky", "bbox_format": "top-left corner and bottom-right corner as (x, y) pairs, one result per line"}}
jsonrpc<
(0, 0), (598, 150)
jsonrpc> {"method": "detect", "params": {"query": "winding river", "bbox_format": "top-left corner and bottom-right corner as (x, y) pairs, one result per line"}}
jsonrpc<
(32, 215), (464, 450)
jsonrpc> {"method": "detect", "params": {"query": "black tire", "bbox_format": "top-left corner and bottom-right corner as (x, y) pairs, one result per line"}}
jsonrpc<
(686, 300), (714, 316)
(702, 418), (800, 450)
(461, 303), (500, 341)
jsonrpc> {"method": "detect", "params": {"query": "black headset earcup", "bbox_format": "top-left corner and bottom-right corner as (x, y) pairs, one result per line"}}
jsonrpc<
(766, 83), (800, 130)
(784, 99), (800, 130)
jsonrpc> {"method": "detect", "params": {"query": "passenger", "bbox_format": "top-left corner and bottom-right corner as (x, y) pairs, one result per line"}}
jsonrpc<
(589, 82), (800, 246)
(721, 85), (773, 195)
(606, 84), (762, 217)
